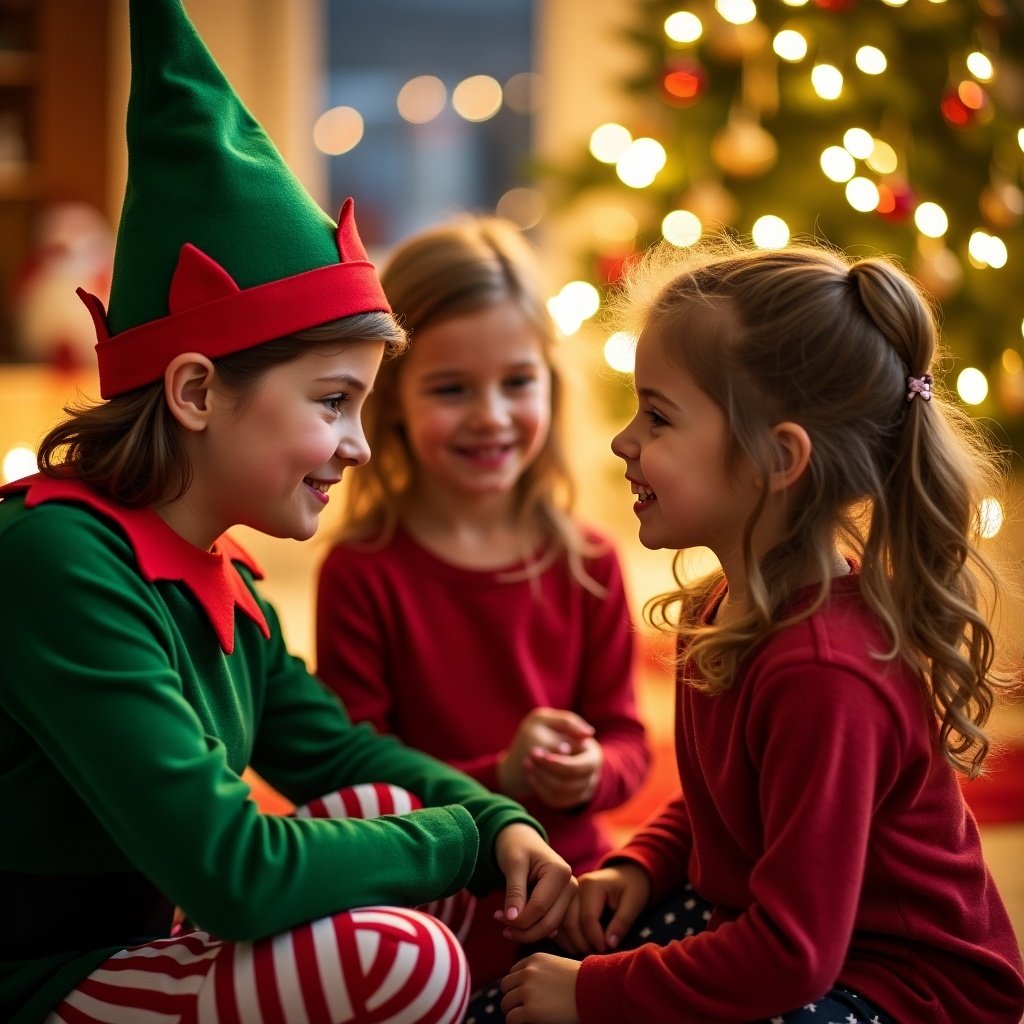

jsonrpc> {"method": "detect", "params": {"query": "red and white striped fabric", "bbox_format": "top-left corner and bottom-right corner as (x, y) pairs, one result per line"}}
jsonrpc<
(44, 785), (475, 1024)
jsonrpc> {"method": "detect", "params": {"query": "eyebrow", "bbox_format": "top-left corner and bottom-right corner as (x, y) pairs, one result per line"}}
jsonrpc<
(315, 374), (369, 394)
(418, 360), (542, 383)
(637, 386), (677, 408)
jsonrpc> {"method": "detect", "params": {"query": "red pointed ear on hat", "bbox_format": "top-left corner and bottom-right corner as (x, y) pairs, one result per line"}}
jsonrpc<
(336, 196), (370, 263)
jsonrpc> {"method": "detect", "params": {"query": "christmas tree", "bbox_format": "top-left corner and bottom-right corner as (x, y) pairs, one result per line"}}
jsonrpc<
(542, 0), (1024, 446)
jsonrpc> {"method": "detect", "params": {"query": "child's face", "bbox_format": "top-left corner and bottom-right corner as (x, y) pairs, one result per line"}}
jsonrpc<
(190, 340), (384, 545)
(611, 327), (759, 559)
(394, 300), (551, 502)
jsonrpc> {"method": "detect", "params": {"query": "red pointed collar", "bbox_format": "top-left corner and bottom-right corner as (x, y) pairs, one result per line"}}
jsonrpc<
(0, 473), (270, 653)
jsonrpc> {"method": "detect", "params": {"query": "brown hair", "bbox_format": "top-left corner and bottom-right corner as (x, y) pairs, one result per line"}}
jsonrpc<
(621, 236), (1014, 776)
(340, 216), (602, 591)
(37, 312), (405, 508)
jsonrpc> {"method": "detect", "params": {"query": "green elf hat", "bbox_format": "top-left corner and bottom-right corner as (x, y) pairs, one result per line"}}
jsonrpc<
(78, 0), (390, 400)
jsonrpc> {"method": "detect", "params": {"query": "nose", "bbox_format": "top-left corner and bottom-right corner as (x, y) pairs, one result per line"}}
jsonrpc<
(338, 419), (372, 468)
(611, 417), (639, 463)
(470, 387), (512, 429)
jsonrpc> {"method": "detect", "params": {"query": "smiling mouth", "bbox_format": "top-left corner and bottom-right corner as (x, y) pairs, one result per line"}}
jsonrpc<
(304, 477), (330, 494)
(631, 483), (656, 503)
(454, 444), (514, 460)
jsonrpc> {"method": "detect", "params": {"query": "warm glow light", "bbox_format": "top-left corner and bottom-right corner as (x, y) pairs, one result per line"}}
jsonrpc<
(958, 80), (986, 110)
(751, 215), (790, 249)
(843, 128), (873, 158)
(781, 0), (809, 5)
(2, 445), (35, 484)
(865, 139), (898, 174)
(880, 0), (909, 6)
(662, 209), (703, 247)
(845, 177), (880, 212)
(452, 75), (502, 122)
(957, 367), (988, 405)
(616, 137), (667, 189)
(396, 76), (447, 124)
(604, 332), (637, 373)
(969, 230), (1008, 269)
(312, 106), (364, 155)
(504, 72), (542, 114)
(590, 123), (632, 164)
(1018, 128), (1024, 152)
(821, 145), (855, 181)
(496, 187), (545, 229)
(560, 281), (601, 320)
(811, 64), (844, 100)
(773, 29), (808, 62)
(967, 52), (994, 82)
(855, 46), (887, 74)
(715, 0), (757, 26)
(914, 202), (948, 237)
(1001, 348), (1022, 374)
(665, 11), (703, 43)
(592, 206), (639, 246)
(978, 497), (1004, 540)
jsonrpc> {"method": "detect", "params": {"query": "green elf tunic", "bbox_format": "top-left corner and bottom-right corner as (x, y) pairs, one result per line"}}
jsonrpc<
(0, 474), (541, 1024)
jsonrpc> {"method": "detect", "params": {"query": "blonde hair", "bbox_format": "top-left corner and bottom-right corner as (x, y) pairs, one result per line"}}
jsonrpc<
(38, 313), (405, 508)
(624, 236), (1013, 776)
(340, 216), (602, 591)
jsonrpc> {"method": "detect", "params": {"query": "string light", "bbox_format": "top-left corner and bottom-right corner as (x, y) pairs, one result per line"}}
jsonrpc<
(811, 64), (844, 100)
(2, 445), (35, 484)
(665, 11), (703, 44)
(978, 497), (1004, 539)
(715, 0), (757, 26)
(604, 332), (637, 373)
(396, 76), (446, 124)
(452, 75), (502, 122)
(843, 128), (873, 158)
(966, 52), (994, 82)
(855, 46), (887, 75)
(590, 123), (632, 164)
(312, 106), (363, 155)
(820, 145), (855, 182)
(957, 367), (988, 405)
(773, 29), (808, 62)
(846, 177), (879, 212)
(662, 209), (703, 246)
(914, 202), (949, 237)
(751, 215), (790, 248)
(616, 137), (667, 188)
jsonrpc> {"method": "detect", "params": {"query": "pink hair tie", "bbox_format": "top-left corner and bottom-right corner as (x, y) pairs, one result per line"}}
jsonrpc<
(906, 374), (932, 402)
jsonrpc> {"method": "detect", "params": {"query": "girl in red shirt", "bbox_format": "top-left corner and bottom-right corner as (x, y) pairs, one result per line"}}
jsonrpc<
(315, 217), (651, 987)
(498, 239), (1024, 1023)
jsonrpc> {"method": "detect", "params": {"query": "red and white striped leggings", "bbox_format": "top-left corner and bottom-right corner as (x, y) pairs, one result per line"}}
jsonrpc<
(45, 784), (476, 1024)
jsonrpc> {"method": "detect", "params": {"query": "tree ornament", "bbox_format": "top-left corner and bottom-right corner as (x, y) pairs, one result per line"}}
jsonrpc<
(661, 60), (707, 108)
(711, 111), (778, 179)
(678, 179), (739, 226)
(875, 182), (916, 224)
(980, 181), (1024, 229)
(911, 245), (962, 301)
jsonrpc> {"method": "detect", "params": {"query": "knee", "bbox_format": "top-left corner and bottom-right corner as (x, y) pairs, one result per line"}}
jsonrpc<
(330, 905), (470, 1023)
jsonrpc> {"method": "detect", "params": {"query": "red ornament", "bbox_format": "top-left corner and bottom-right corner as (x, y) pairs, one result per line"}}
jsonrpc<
(812, 0), (857, 10)
(941, 82), (987, 128)
(661, 60), (706, 107)
(875, 182), (915, 224)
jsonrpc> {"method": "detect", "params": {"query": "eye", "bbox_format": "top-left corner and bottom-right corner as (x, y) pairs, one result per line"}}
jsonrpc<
(504, 373), (537, 391)
(428, 383), (465, 397)
(321, 394), (348, 413)
(645, 407), (668, 428)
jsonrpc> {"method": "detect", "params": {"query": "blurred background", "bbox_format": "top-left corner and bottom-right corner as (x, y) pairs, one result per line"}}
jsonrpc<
(1, 0), (1022, 950)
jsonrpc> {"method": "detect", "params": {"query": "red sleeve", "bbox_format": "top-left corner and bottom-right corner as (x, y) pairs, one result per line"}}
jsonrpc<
(600, 791), (692, 904)
(575, 542), (650, 812)
(576, 661), (904, 1023)
(314, 543), (394, 733)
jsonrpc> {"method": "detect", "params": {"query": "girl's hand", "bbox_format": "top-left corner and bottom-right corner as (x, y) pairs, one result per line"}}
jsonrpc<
(498, 708), (596, 799)
(500, 952), (581, 1024)
(493, 822), (577, 944)
(556, 863), (651, 955)
(523, 736), (603, 809)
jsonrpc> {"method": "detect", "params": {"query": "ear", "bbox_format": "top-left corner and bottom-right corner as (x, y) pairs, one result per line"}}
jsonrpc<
(768, 421), (811, 493)
(164, 353), (217, 432)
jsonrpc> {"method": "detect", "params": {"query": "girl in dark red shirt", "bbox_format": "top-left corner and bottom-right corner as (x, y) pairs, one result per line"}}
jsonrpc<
(499, 239), (1024, 1024)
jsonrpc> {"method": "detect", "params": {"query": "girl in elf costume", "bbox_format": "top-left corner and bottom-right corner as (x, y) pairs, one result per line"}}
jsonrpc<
(0, 3), (573, 1023)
